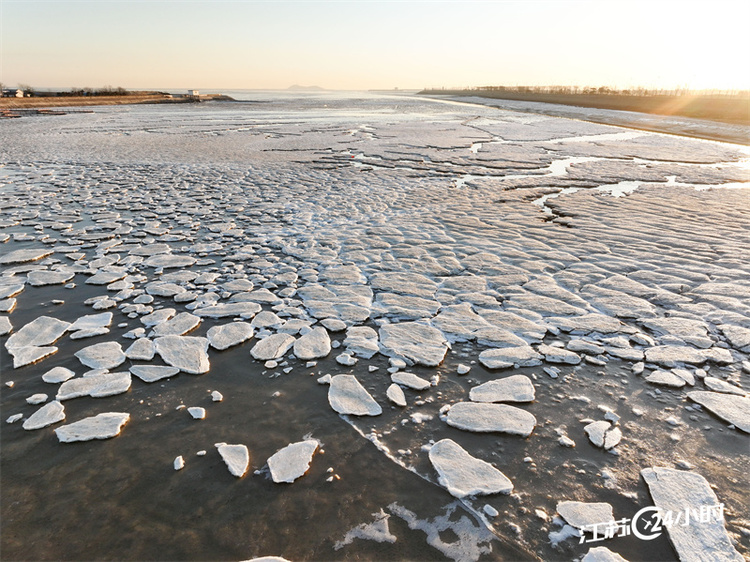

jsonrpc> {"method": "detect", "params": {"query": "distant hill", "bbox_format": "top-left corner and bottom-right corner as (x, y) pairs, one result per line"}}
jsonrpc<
(287, 84), (326, 91)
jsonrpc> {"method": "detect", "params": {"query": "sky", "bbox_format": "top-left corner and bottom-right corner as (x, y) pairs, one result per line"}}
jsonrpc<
(1, 0), (749, 92)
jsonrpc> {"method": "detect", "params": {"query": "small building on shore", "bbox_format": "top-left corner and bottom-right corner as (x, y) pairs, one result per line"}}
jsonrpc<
(188, 89), (200, 97)
(2, 89), (24, 98)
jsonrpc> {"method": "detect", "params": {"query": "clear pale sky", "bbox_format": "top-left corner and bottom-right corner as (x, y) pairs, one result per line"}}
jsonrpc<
(2, 0), (749, 91)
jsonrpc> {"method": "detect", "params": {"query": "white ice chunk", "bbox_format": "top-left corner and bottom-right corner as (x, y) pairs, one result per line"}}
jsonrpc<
(67, 312), (113, 333)
(130, 365), (179, 383)
(141, 308), (176, 328)
(6, 316), (71, 350)
(703, 377), (746, 396)
(154, 335), (210, 374)
(216, 443), (250, 477)
(0, 248), (53, 265)
(428, 438), (513, 498)
(0, 316), (11, 336)
(250, 333), (295, 361)
(445, 402), (536, 436)
(188, 407), (206, 419)
(386, 383), (407, 406)
(42, 366), (75, 383)
(557, 501), (615, 530)
(537, 344), (581, 365)
(23, 400), (65, 430)
(57, 371), (131, 400)
(641, 467), (742, 562)
(7, 345), (58, 368)
(645, 370), (687, 388)
(293, 327), (331, 360)
(478, 346), (542, 369)
(390, 371), (431, 390)
(55, 412), (130, 442)
(27, 270), (75, 286)
(268, 439), (319, 483)
(151, 312), (201, 337)
(194, 302), (261, 318)
(125, 337), (155, 361)
(206, 322), (254, 350)
(584, 420), (622, 449)
(328, 374), (382, 416)
(582, 546), (628, 562)
(379, 322), (449, 366)
(687, 391), (750, 432)
(74, 341), (126, 370)
(469, 375), (535, 403)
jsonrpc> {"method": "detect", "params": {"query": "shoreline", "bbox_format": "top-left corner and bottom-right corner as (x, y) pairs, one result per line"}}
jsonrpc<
(0, 93), (233, 110)
(419, 90), (750, 126)
(421, 94), (750, 146)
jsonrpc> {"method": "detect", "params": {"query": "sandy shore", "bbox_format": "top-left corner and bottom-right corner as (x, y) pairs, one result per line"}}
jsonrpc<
(420, 90), (750, 125)
(424, 94), (750, 146)
(0, 93), (233, 110)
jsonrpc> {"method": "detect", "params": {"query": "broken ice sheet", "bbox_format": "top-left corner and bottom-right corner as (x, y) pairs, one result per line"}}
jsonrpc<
(334, 509), (397, 550)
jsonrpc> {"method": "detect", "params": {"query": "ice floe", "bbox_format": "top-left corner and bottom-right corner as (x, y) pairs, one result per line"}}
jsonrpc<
(154, 336), (210, 374)
(206, 322), (254, 350)
(74, 342), (127, 370)
(216, 443), (250, 477)
(641, 467), (742, 561)
(267, 439), (319, 483)
(130, 365), (179, 383)
(428, 438), (513, 498)
(293, 327), (331, 360)
(584, 420), (622, 449)
(687, 391), (750, 432)
(556, 500), (615, 530)
(469, 375), (535, 403)
(57, 371), (131, 400)
(390, 371), (431, 391)
(478, 345), (542, 369)
(379, 322), (448, 366)
(250, 333), (295, 361)
(55, 412), (130, 442)
(42, 366), (75, 383)
(445, 402), (536, 436)
(23, 400), (65, 430)
(328, 375), (382, 416)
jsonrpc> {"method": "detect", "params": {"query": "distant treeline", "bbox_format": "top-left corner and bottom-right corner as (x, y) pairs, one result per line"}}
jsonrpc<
(419, 87), (750, 125)
(56, 87), (166, 97)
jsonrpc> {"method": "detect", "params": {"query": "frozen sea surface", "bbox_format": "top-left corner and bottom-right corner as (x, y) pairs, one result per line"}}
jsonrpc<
(1, 92), (749, 561)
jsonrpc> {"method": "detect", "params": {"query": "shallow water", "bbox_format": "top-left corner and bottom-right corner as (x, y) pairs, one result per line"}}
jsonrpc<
(1, 93), (749, 561)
